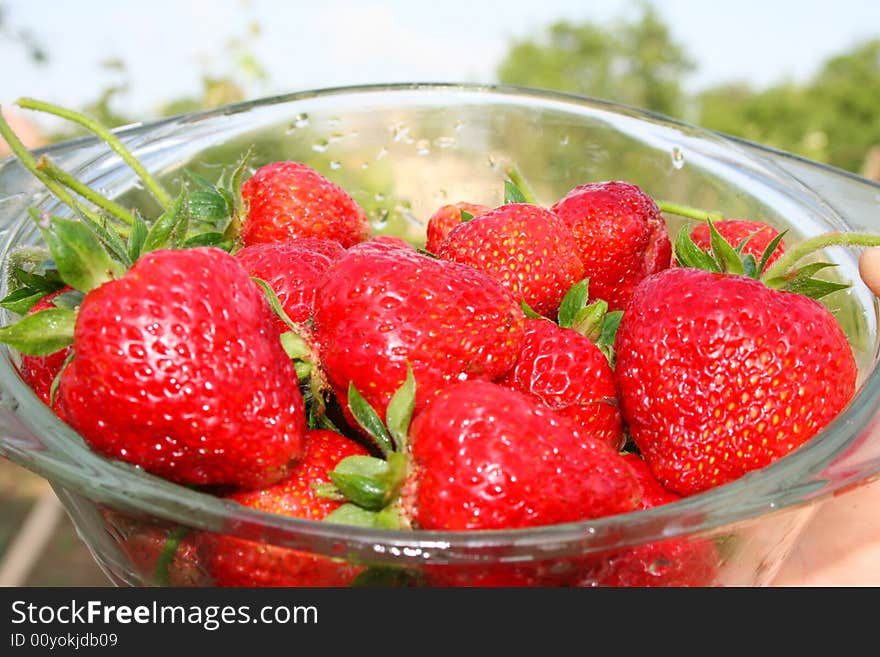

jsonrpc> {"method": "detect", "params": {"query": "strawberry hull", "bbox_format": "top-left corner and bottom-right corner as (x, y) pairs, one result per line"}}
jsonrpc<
(17, 287), (75, 406)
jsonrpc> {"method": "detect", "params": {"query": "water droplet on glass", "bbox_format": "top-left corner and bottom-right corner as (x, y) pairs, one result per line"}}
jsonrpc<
(294, 113), (309, 128)
(371, 208), (390, 229)
(416, 139), (431, 155)
(454, 120), (466, 132)
(360, 162), (369, 170)
(328, 132), (345, 144)
(647, 558), (672, 576)
(433, 136), (456, 149)
(671, 147), (685, 169)
(392, 124), (411, 143)
(376, 148), (388, 161)
(312, 139), (329, 153)
(374, 192), (386, 202)
(560, 135), (570, 146)
(397, 204), (420, 228)
(329, 161), (342, 170)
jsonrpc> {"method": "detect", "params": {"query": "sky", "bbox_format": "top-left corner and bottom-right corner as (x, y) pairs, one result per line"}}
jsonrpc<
(1, 0), (879, 131)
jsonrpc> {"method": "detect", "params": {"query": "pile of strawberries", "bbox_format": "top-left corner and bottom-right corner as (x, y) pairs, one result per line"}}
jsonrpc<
(0, 101), (868, 587)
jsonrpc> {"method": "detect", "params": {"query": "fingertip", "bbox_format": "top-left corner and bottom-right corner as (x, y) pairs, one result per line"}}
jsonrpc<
(858, 247), (880, 297)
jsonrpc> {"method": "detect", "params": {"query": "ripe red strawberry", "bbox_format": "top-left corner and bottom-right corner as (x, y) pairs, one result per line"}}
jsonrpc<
(622, 452), (681, 507)
(551, 180), (672, 310)
(197, 429), (369, 587)
(690, 219), (785, 271)
(501, 318), (623, 450)
(437, 203), (584, 317)
(406, 380), (641, 531)
(123, 530), (207, 587)
(571, 454), (719, 587)
(424, 201), (490, 254)
(17, 286), (74, 406)
(312, 240), (525, 423)
(56, 247), (306, 490)
(615, 265), (858, 496)
(240, 161), (370, 248)
(101, 509), (210, 586)
(233, 237), (345, 331)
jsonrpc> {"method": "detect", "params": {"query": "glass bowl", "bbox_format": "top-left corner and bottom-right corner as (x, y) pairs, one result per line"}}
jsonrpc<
(1, 83), (879, 587)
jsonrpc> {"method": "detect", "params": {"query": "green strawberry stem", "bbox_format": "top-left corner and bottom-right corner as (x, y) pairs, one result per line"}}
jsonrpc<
(0, 110), (102, 224)
(36, 156), (138, 227)
(16, 97), (173, 209)
(504, 165), (538, 204)
(502, 164), (723, 225)
(656, 200), (724, 222)
(762, 231), (880, 282)
(152, 526), (189, 587)
(250, 277), (331, 423)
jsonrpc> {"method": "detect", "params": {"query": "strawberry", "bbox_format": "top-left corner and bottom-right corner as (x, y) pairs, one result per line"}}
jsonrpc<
(17, 286), (75, 406)
(233, 238), (345, 331)
(101, 509), (210, 586)
(501, 317), (623, 450)
(240, 161), (370, 248)
(622, 453), (682, 508)
(615, 264), (858, 496)
(312, 239), (525, 424)
(122, 529), (207, 587)
(406, 380), (641, 531)
(393, 378), (641, 586)
(424, 202), (490, 254)
(690, 219), (786, 272)
(437, 203), (584, 317)
(571, 454), (720, 587)
(198, 429), (370, 587)
(551, 180), (672, 310)
(55, 247), (307, 489)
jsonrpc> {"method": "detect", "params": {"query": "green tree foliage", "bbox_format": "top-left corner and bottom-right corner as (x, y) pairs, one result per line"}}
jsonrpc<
(697, 40), (880, 175)
(808, 40), (880, 174)
(0, 0), (47, 64)
(497, 3), (695, 118)
(496, 2), (878, 176)
(697, 83), (828, 161)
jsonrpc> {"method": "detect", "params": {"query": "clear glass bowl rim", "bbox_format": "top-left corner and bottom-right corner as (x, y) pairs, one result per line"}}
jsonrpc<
(1, 81), (879, 563)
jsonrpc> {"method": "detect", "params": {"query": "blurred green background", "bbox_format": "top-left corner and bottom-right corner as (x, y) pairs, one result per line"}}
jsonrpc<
(3, 1), (879, 178)
(0, 0), (877, 586)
